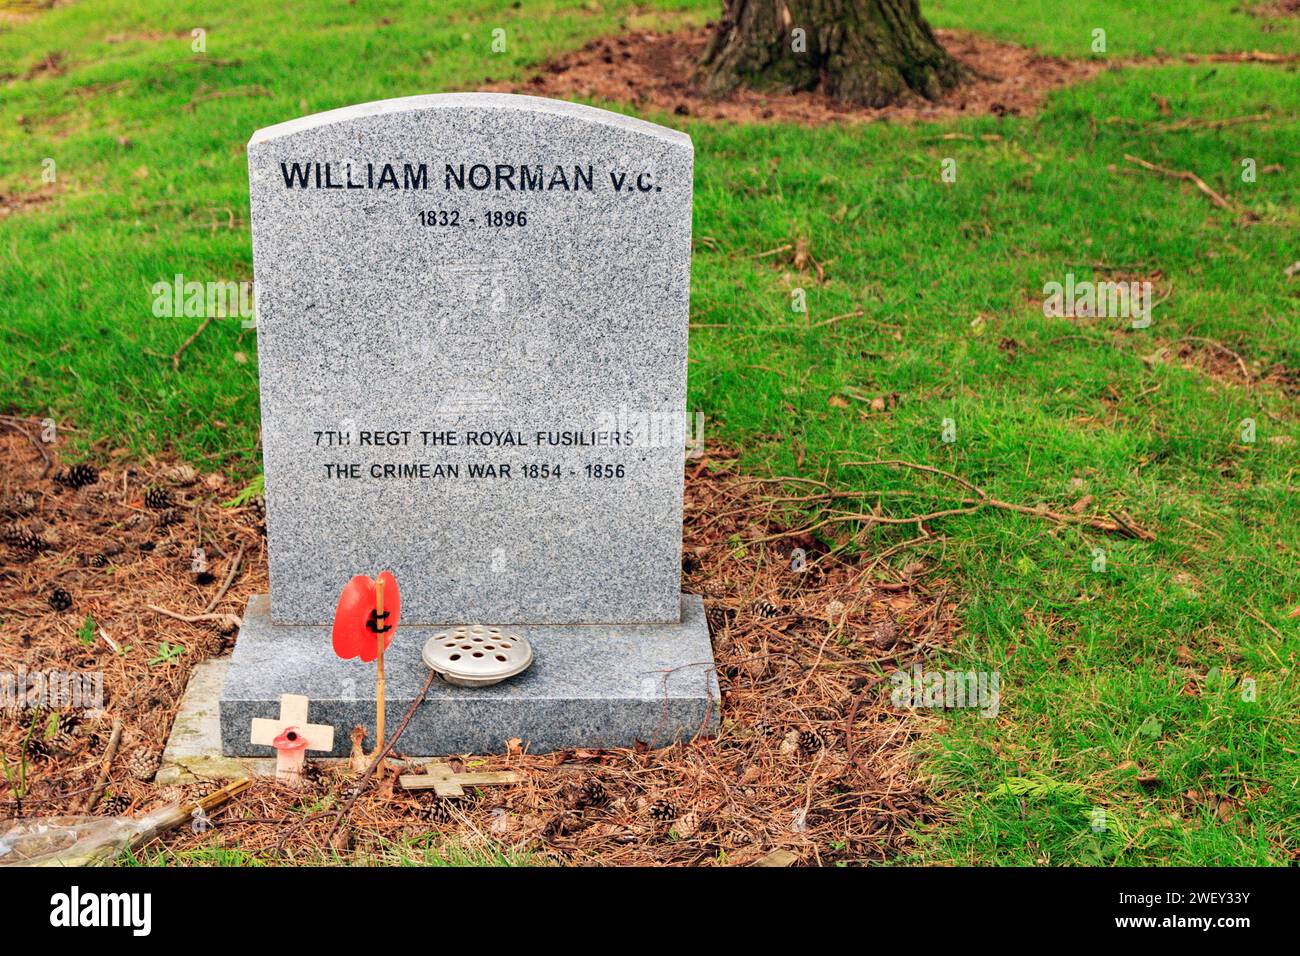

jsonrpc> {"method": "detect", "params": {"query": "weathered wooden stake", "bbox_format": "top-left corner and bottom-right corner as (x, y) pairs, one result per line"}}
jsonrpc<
(399, 762), (521, 797)
(373, 575), (386, 756)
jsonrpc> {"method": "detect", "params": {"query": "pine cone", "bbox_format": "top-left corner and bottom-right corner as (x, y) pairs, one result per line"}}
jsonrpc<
(705, 604), (735, 634)
(577, 779), (609, 810)
(423, 799), (456, 825)
(186, 778), (219, 800)
(167, 464), (199, 486)
(143, 487), (174, 510)
(194, 631), (226, 659)
(797, 730), (823, 756)
(4, 524), (44, 553)
(156, 785), (186, 805)
(57, 463), (99, 488)
(127, 747), (161, 782)
(47, 587), (73, 612)
(754, 599), (784, 619)
(155, 508), (181, 529)
(871, 620), (900, 649)
(49, 729), (79, 755)
(97, 793), (132, 816)
(56, 711), (80, 734)
(22, 735), (51, 761)
(299, 762), (326, 791)
(6, 492), (36, 515)
(648, 798), (676, 822)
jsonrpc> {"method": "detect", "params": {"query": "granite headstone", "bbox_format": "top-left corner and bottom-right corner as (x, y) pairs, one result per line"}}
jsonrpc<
(220, 93), (716, 756)
(247, 92), (694, 626)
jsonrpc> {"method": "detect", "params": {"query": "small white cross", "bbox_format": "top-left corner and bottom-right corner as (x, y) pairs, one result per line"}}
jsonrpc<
(250, 694), (334, 786)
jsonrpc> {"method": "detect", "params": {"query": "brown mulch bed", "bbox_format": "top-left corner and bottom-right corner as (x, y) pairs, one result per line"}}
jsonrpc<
(0, 423), (954, 865)
(0, 190), (56, 220)
(490, 26), (1104, 125)
(1243, 0), (1300, 17)
(1135, 336), (1300, 399)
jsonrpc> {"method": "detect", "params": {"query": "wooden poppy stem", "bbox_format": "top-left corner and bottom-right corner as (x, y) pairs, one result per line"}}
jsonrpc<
(374, 576), (386, 755)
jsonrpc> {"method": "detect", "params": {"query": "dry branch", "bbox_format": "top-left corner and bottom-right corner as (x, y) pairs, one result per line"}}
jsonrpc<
(1123, 154), (1255, 220)
(0, 419), (52, 477)
(169, 315), (214, 371)
(754, 459), (1159, 542)
(202, 542), (246, 614)
(81, 717), (124, 813)
(321, 669), (438, 849)
(146, 603), (242, 631)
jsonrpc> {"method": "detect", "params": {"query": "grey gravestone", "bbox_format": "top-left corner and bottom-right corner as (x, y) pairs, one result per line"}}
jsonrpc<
(219, 93), (716, 756)
(248, 93), (693, 626)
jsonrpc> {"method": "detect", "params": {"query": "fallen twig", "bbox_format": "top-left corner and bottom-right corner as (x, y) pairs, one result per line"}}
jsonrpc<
(1157, 112), (1276, 134)
(1123, 154), (1255, 220)
(82, 717), (124, 813)
(924, 132), (1002, 142)
(813, 309), (864, 329)
(1, 419), (52, 477)
(201, 542), (246, 614)
(1203, 51), (1300, 65)
(168, 315), (215, 371)
(321, 669), (438, 850)
(1178, 336), (1251, 381)
(844, 675), (891, 768)
(770, 459), (1159, 541)
(183, 84), (270, 112)
(146, 604), (242, 631)
(97, 627), (120, 654)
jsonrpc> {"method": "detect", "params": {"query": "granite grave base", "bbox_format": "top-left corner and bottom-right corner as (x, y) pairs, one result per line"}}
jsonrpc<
(219, 594), (718, 757)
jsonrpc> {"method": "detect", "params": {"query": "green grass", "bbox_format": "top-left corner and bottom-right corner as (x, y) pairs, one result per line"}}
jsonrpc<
(123, 835), (547, 866)
(3, 0), (1298, 865)
(927, 0), (1300, 57)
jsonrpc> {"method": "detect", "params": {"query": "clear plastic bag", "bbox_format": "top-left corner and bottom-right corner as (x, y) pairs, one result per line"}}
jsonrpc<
(0, 814), (143, 866)
(0, 778), (249, 866)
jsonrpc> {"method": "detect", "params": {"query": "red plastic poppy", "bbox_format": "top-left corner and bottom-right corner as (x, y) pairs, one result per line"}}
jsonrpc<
(272, 728), (308, 751)
(331, 571), (400, 663)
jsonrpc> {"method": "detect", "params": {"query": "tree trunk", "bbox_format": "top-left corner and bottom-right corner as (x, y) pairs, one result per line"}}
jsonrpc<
(699, 0), (963, 107)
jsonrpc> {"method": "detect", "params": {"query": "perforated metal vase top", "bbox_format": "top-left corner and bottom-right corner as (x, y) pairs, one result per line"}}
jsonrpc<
(421, 625), (534, 687)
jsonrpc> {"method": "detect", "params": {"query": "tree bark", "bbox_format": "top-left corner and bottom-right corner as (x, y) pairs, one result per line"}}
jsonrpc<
(700, 0), (963, 108)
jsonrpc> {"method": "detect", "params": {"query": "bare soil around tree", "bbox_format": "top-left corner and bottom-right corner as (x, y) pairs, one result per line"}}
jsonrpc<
(493, 26), (1105, 125)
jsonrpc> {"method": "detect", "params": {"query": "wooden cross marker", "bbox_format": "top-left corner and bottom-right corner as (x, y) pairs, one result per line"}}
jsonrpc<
(250, 694), (335, 786)
(399, 762), (521, 797)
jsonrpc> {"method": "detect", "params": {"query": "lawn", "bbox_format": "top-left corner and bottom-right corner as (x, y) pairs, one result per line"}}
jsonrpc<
(2, 0), (1297, 865)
